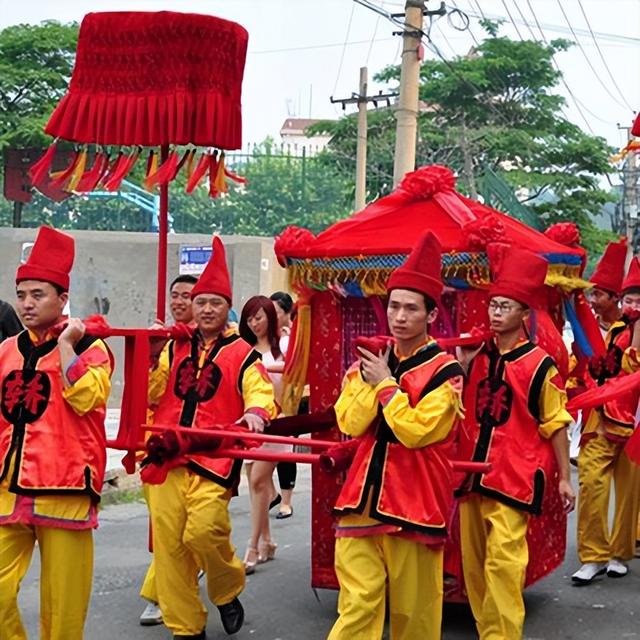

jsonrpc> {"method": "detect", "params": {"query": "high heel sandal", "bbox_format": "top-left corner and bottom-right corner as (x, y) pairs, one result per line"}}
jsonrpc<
(258, 540), (277, 563)
(243, 545), (259, 575)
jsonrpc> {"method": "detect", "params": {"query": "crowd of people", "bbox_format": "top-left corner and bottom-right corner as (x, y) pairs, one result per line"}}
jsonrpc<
(0, 225), (639, 640)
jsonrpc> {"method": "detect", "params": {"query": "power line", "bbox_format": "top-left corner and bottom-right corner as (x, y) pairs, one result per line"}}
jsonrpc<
(508, 0), (540, 40)
(523, 0), (613, 132)
(500, 0), (523, 41)
(366, 14), (382, 65)
(333, 3), (357, 97)
(576, 0), (635, 111)
(249, 37), (394, 55)
(555, 0), (630, 112)
(461, 5), (640, 45)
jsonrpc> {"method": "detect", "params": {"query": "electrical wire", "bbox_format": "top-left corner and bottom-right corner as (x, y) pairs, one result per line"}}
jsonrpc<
(524, 0), (614, 132)
(249, 37), (395, 55)
(500, 0), (523, 41)
(576, 0), (635, 111)
(556, 0), (630, 112)
(333, 3), (356, 97)
(508, 0), (541, 41)
(366, 14), (382, 66)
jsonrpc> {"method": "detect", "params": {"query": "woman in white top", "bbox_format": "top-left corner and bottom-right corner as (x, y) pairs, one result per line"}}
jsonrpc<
(239, 296), (289, 574)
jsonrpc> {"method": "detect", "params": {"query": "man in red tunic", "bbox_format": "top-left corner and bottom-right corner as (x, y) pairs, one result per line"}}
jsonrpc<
(458, 244), (575, 639)
(0, 226), (112, 640)
(572, 244), (640, 584)
(143, 236), (276, 640)
(328, 232), (464, 640)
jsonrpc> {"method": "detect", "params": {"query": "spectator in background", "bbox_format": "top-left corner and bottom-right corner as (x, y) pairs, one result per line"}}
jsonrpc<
(139, 274), (198, 627)
(0, 299), (22, 342)
(240, 296), (290, 573)
(269, 292), (296, 519)
(168, 274), (198, 324)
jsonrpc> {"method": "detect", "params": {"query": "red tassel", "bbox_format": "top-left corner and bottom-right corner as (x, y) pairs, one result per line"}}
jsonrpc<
(77, 151), (111, 192)
(146, 150), (179, 187)
(49, 150), (80, 188)
(209, 153), (221, 198)
(175, 149), (194, 176)
(29, 141), (58, 185)
(100, 151), (125, 188)
(75, 151), (108, 192)
(103, 148), (140, 191)
(224, 167), (248, 184)
(185, 152), (212, 194)
(144, 151), (159, 191)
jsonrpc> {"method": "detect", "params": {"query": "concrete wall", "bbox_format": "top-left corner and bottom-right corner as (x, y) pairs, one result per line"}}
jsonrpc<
(0, 229), (288, 402)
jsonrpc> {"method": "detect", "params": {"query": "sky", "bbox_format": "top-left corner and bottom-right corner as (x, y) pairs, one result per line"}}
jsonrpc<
(1, 0), (638, 157)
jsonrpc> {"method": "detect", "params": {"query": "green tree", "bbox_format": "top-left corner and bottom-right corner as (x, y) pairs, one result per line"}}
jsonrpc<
(310, 27), (615, 254)
(0, 21), (78, 149)
(171, 140), (353, 236)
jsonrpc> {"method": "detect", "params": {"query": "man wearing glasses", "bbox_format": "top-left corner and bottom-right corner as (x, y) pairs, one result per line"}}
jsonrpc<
(457, 244), (574, 640)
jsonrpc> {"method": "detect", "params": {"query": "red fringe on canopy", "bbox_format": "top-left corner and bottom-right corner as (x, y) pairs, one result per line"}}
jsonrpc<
(44, 12), (248, 149)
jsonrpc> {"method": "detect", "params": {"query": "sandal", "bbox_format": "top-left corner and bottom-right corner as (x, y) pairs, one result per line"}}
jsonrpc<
(243, 545), (259, 575)
(258, 540), (277, 563)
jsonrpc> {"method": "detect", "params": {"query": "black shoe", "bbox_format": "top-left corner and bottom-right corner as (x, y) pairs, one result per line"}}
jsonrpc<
(268, 493), (282, 510)
(173, 632), (206, 640)
(217, 597), (244, 635)
(276, 506), (293, 519)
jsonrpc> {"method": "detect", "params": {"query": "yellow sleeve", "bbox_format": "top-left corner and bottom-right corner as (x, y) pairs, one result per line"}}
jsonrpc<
(379, 379), (461, 449)
(622, 347), (640, 374)
(241, 360), (278, 421)
(148, 342), (171, 406)
(62, 340), (112, 416)
(334, 368), (381, 438)
(538, 365), (573, 440)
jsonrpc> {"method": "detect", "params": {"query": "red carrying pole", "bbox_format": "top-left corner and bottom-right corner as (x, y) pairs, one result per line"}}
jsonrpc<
(213, 448), (320, 464)
(146, 424), (334, 450)
(156, 144), (169, 322)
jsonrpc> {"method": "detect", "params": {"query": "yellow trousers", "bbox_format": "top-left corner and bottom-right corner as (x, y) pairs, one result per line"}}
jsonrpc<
(139, 560), (157, 603)
(148, 467), (245, 636)
(327, 534), (443, 640)
(577, 434), (640, 562)
(460, 495), (529, 640)
(139, 483), (158, 604)
(0, 524), (93, 640)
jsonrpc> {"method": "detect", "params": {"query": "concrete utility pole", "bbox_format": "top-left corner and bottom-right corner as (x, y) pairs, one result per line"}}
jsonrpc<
(331, 70), (397, 211)
(619, 125), (639, 269)
(355, 67), (368, 211)
(392, 0), (425, 186)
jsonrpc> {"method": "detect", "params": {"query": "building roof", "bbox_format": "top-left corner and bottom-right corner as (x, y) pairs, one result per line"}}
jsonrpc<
(279, 118), (329, 135)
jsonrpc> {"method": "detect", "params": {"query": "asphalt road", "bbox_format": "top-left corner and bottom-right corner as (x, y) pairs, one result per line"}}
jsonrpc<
(18, 468), (640, 639)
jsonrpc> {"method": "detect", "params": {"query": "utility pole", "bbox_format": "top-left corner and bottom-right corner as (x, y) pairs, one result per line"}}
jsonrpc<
(460, 112), (478, 199)
(331, 69), (397, 211)
(618, 125), (639, 268)
(392, 0), (425, 186)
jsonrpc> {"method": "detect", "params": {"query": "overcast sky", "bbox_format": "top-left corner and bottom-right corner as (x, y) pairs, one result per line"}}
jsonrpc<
(1, 0), (638, 155)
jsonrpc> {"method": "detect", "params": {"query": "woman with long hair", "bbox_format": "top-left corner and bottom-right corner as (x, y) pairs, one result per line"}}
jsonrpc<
(239, 295), (289, 574)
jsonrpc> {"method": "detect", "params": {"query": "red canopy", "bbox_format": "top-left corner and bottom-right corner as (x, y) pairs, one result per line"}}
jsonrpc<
(276, 165), (585, 261)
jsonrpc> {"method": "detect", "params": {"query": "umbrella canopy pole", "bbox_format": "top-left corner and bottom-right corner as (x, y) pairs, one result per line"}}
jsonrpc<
(156, 144), (169, 322)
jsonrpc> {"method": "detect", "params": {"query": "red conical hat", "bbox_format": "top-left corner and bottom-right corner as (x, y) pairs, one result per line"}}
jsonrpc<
(386, 231), (443, 303)
(590, 238), (627, 295)
(190, 235), (232, 303)
(16, 226), (74, 291)
(487, 243), (548, 307)
(622, 256), (640, 292)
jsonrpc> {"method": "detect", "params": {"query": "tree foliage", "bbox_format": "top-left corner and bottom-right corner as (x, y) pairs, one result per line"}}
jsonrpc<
(0, 21), (78, 150)
(310, 28), (615, 254)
